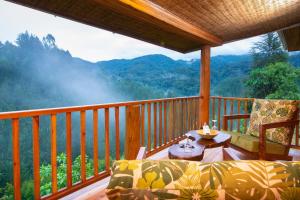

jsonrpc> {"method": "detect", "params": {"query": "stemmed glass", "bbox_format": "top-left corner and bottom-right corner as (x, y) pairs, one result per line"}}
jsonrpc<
(184, 132), (192, 152)
(212, 119), (218, 130)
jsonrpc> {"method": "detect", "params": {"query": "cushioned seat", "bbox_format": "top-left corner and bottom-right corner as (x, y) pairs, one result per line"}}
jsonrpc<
(224, 131), (286, 155)
(106, 159), (300, 200)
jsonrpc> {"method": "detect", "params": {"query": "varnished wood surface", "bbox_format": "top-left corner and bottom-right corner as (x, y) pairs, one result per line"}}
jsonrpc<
(32, 116), (40, 200)
(2, 96), (298, 200)
(8, 0), (300, 52)
(12, 118), (21, 200)
(125, 105), (141, 159)
(199, 46), (210, 126)
(189, 131), (232, 149)
(168, 144), (204, 161)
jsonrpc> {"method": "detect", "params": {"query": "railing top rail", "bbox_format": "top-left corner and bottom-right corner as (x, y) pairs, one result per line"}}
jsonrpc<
(0, 96), (200, 120)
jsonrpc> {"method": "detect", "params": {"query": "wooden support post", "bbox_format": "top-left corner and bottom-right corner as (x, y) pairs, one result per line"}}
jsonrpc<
(125, 105), (141, 159)
(199, 46), (211, 127)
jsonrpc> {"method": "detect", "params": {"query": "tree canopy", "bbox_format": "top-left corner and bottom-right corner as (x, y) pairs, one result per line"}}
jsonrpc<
(250, 33), (288, 68)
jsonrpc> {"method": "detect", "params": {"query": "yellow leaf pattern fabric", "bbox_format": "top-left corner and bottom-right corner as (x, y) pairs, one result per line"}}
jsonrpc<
(106, 160), (300, 200)
(246, 99), (298, 145)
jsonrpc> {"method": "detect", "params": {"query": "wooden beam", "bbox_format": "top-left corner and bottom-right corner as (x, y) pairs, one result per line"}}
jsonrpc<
(278, 26), (300, 51)
(125, 105), (141, 159)
(96, 0), (222, 46)
(199, 46), (211, 127)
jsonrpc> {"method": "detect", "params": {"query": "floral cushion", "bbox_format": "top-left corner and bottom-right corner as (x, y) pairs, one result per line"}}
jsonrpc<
(106, 159), (300, 200)
(246, 99), (298, 145)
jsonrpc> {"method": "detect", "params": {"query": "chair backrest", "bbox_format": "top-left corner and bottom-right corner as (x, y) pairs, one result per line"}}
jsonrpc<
(246, 99), (298, 145)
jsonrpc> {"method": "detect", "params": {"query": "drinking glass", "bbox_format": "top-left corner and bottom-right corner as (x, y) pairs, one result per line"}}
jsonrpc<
(212, 119), (217, 130)
(185, 132), (191, 147)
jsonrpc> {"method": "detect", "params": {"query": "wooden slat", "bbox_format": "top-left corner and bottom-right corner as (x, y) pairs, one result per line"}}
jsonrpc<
(218, 97), (221, 129)
(191, 98), (194, 130)
(223, 99), (227, 130)
(237, 100), (241, 132)
(167, 101), (173, 142)
(93, 109), (98, 176)
(51, 114), (57, 192)
(194, 98), (198, 129)
(32, 116), (40, 200)
(183, 99), (186, 132)
(187, 99), (191, 130)
(179, 99), (183, 135)
(80, 111), (86, 182)
(12, 118), (21, 200)
(153, 103), (157, 148)
(141, 104), (145, 146)
(66, 112), (72, 188)
(296, 123), (299, 146)
(212, 97), (216, 121)
(159, 102), (162, 146)
(163, 101), (167, 144)
(147, 103), (151, 151)
(173, 99), (176, 139)
(230, 100), (234, 131)
(115, 107), (120, 160)
(105, 108), (110, 171)
(173, 100), (177, 138)
(193, 98), (197, 129)
(244, 101), (248, 134)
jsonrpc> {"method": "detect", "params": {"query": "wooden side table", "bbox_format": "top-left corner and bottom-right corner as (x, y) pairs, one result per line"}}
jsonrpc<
(189, 131), (231, 149)
(168, 131), (231, 161)
(168, 144), (205, 161)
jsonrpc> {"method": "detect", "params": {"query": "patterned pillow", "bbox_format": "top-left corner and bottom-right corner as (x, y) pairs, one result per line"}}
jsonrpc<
(246, 99), (298, 145)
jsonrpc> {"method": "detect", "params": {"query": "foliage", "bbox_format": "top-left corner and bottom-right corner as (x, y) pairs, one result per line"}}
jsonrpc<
(0, 153), (107, 199)
(40, 153), (96, 196)
(250, 33), (288, 68)
(246, 62), (300, 100)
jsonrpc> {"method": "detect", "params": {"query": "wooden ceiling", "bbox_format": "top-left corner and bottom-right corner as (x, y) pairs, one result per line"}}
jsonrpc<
(6, 0), (300, 52)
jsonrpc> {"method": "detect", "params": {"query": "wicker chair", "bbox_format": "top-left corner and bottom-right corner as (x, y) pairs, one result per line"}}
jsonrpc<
(223, 99), (299, 161)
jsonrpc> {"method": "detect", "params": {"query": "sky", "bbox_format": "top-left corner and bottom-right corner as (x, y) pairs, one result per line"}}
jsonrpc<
(0, 0), (261, 62)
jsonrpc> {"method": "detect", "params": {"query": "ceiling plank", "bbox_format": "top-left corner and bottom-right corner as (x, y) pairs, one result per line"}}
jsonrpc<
(95, 0), (223, 46)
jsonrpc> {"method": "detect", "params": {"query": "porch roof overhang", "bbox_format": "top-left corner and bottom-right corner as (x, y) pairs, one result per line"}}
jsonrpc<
(6, 0), (300, 52)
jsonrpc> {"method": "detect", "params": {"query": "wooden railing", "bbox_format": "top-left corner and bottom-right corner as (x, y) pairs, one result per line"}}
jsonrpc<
(1, 95), (299, 200)
(209, 96), (300, 147)
(0, 96), (200, 200)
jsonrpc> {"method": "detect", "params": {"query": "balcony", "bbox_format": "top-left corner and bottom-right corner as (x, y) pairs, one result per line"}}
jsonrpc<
(0, 96), (299, 199)
(2, 0), (300, 199)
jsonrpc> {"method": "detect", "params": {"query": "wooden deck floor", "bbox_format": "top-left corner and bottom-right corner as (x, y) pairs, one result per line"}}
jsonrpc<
(62, 146), (300, 200)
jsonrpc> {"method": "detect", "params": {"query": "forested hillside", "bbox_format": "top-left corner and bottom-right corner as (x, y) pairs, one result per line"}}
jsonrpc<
(98, 53), (299, 98)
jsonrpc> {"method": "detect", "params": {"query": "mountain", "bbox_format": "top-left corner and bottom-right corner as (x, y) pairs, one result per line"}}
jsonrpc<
(97, 53), (300, 98)
(97, 54), (253, 97)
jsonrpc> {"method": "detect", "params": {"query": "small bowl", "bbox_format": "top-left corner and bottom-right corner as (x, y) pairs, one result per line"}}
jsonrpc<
(197, 129), (219, 139)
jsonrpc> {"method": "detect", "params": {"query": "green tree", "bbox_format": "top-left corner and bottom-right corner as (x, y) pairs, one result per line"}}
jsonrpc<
(250, 33), (288, 68)
(246, 62), (300, 100)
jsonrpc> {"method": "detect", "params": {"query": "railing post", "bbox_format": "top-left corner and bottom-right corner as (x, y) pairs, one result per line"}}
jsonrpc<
(125, 105), (141, 159)
(199, 45), (211, 127)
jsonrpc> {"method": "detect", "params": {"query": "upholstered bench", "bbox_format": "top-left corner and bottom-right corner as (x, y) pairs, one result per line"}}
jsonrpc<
(105, 159), (300, 199)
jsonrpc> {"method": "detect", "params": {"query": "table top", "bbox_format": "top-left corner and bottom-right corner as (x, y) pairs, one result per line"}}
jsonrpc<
(188, 130), (232, 148)
(168, 130), (231, 161)
(168, 143), (205, 161)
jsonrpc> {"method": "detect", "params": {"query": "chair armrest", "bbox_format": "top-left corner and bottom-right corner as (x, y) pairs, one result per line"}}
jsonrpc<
(223, 114), (250, 130)
(258, 120), (299, 160)
(136, 147), (146, 160)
